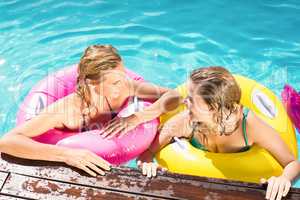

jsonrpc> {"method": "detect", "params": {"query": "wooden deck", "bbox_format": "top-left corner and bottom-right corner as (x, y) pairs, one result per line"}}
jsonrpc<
(0, 153), (299, 200)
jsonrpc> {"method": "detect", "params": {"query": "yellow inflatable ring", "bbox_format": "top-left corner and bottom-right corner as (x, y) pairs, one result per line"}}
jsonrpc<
(156, 75), (298, 183)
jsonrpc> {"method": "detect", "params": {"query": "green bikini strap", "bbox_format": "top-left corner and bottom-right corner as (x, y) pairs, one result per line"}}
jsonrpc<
(242, 109), (249, 147)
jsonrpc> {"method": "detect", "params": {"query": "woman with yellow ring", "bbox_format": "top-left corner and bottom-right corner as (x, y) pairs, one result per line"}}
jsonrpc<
(137, 66), (300, 200)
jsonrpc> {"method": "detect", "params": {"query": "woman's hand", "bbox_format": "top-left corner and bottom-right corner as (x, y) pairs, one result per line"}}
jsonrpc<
(260, 176), (291, 200)
(137, 149), (167, 178)
(101, 114), (140, 139)
(63, 148), (111, 177)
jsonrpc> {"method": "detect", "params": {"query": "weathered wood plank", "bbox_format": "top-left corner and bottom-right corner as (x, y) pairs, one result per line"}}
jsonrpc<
(1, 173), (162, 200)
(1, 153), (300, 200)
(0, 171), (8, 195)
(0, 172), (9, 191)
(0, 194), (29, 200)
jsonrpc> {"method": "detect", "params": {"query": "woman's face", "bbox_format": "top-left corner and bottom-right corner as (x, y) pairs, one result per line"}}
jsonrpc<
(186, 80), (215, 124)
(186, 79), (243, 135)
(95, 62), (129, 99)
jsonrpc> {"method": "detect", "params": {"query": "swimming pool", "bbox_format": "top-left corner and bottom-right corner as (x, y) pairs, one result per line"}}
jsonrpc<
(0, 0), (299, 187)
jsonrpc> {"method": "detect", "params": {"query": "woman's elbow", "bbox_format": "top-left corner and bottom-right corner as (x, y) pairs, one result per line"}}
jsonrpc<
(163, 90), (182, 111)
(0, 132), (22, 150)
(0, 134), (11, 152)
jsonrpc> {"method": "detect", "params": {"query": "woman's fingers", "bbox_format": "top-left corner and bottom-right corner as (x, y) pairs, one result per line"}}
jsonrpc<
(262, 176), (292, 200)
(142, 162), (147, 175)
(139, 160), (166, 177)
(140, 162), (162, 178)
(102, 115), (139, 139)
(100, 118), (119, 135)
(270, 179), (280, 200)
(282, 181), (291, 197)
(88, 152), (111, 171)
(82, 160), (105, 176)
(142, 162), (153, 178)
(101, 117), (121, 132)
(76, 163), (97, 177)
(102, 122), (123, 138)
(102, 125), (120, 138)
(137, 160), (142, 168)
(116, 127), (130, 138)
(146, 163), (152, 178)
(151, 163), (157, 177)
(66, 149), (111, 177)
(108, 126), (126, 139)
(266, 177), (275, 199)
(276, 182), (285, 200)
(270, 181), (279, 200)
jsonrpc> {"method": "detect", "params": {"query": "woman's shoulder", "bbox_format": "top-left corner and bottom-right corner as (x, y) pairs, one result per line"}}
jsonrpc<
(41, 93), (81, 126)
(245, 110), (274, 144)
(42, 93), (79, 113)
(164, 110), (189, 124)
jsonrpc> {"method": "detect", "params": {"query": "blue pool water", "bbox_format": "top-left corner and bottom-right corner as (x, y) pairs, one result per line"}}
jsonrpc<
(0, 0), (300, 187)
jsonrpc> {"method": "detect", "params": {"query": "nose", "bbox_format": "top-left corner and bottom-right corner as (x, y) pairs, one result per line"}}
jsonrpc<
(188, 110), (193, 118)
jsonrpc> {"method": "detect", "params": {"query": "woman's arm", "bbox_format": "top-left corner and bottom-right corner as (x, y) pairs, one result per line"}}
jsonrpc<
(131, 80), (170, 100)
(101, 81), (183, 138)
(0, 97), (111, 176)
(148, 111), (190, 153)
(135, 89), (182, 124)
(131, 80), (182, 122)
(248, 112), (300, 200)
(137, 111), (191, 177)
(0, 99), (67, 161)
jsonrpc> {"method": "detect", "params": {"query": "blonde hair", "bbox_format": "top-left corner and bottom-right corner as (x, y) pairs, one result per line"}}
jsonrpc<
(189, 66), (241, 136)
(76, 45), (121, 114)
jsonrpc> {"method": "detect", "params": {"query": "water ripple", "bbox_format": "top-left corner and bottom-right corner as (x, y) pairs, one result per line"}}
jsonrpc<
(0, 1), (300, 187)
(262, 2), (300, 9)
(143, 11), (166, 17)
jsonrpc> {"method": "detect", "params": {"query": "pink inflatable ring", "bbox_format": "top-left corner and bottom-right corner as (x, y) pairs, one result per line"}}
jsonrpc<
(16, 65), (159, 165)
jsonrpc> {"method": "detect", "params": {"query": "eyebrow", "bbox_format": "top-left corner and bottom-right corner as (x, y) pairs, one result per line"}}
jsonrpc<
(112, 80), (121, 84)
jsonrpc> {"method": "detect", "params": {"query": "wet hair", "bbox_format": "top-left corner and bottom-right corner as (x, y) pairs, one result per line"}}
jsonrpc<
(76, 45), (121, 114)
(189, 66), (241, 136)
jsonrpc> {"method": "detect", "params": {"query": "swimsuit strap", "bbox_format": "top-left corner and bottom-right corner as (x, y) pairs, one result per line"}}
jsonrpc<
(242, 108), (250, 148)
(190, 123), (208, 151)
(80, 96), (117, 132)
(80, 111), (88, 132)
(190, 109), (251, 152)
(104, 96), (118, 119)
(190, 137), (208, 151)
